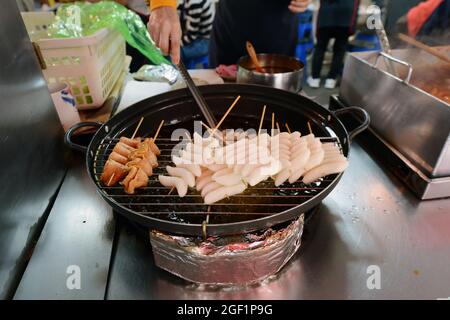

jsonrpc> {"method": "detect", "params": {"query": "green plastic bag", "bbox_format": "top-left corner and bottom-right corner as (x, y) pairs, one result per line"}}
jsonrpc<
(48, 1), (170, 65)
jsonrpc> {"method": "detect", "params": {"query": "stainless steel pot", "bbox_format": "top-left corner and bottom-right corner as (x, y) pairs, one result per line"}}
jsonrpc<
(237, 54), (304, 92)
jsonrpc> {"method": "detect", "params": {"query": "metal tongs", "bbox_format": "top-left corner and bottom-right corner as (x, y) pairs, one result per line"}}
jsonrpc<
(177, 61), (217, 128)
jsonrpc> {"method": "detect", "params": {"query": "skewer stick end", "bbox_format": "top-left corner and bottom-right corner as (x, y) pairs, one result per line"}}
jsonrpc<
(153, 120), (165, 141)
(107, 173), (115, 187)
(258, 105), (267, 135)
(131, 116), (145, 140)
(307, 121), (313, 134)
(285, 122), (291, 134)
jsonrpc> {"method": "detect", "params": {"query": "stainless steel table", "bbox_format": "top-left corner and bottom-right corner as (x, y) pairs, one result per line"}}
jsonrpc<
(14, 139), (450, 300)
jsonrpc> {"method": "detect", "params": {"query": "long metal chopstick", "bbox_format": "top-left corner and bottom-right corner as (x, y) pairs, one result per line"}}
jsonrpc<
(177, 61), (217, 128)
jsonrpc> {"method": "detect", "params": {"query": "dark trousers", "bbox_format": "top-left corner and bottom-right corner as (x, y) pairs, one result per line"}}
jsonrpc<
(311, 27), (349, 79)
(209, 0), (297, 67)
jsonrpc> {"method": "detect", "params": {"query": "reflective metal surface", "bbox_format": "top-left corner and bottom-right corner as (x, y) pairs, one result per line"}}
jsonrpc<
(237, 54), (304, 93)
(105, 143), (450, 299)
(340, 50), (450, 178)
(0, 0), (65, 299)
(330, 95), (450, 200)
(14, 154), (115, 299)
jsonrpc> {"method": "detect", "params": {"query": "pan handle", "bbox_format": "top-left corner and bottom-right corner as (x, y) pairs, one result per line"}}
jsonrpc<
(333, 107), (370, 141)
(64, 121), (102, 153)
(372, 52), (413, 84)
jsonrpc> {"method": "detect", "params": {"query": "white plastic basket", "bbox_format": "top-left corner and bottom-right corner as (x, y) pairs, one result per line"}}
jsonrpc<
(21, 12), (126, 110)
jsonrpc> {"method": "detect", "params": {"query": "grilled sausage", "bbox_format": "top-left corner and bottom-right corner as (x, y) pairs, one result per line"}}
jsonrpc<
(119, 137), (141, 148)
(109, 151), (128, 165)
(101, 159), (129, 186)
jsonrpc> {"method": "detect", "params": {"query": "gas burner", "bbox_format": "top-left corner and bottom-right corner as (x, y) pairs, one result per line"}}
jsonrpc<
(121, 205), (320, 285)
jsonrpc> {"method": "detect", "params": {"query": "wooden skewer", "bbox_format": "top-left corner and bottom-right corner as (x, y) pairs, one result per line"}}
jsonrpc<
(131, 116), (144, 140)
(271, 112), (276, 136)
(271, 113), (275, 132)
(276, 122), (280, 132)
(107, 173), (115, 186)
(153, 120), (165, 141)
(258, 105), (266, 134)
(184, 132), (192, 142)
(398, 33), (450, 64)
(285, 123), (291, 134)
(201, 121), (223, 141)
(307, 121), (312, 134)
(211, 95), (241, 135)
(168, 187), (174, 195)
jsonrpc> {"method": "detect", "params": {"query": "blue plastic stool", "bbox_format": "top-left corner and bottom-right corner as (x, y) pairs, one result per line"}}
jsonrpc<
(186, 55), (209, 69)
(295, 42), (309, 66)
(295, 10), (314, 78)
(297, 10), (314, 50)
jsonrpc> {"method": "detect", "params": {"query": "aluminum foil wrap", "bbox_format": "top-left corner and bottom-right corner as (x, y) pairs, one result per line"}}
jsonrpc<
(133, 64), (179, 84)
(149, 214), (304, 285)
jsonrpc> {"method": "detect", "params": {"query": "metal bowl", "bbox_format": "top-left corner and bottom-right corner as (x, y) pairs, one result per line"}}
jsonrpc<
(237, 54), (304, 92)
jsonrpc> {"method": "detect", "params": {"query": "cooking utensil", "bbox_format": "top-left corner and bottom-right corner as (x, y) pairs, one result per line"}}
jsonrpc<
(65, 84), (369, 236)
(340, 49), (450, 180)
(177, 61), (217, 128)
(398, 33), (450, 64)
(245, 41), (265, 73)
(237, 54), (304, 92)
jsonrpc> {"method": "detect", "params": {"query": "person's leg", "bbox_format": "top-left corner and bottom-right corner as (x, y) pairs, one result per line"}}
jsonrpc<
(311, 27), (332, 79)
(327, 28), (349, 79)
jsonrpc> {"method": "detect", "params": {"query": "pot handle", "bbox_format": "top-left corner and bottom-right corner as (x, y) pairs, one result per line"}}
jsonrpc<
(64, 121), (102, 153)
(372, 52), (413, 84)
(333, 107), (370, 141)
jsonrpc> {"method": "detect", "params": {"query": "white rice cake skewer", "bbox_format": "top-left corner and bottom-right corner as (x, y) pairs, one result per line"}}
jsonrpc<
(196, 175), (213, 191)
(304, 142), (325, 171)
(204, 182), (247, 204)
(201, 181), (222, 197)
(177, 163), (202, 177)
(205, 163), (228, 172)
(245, 165), (270, 186)
(158, 175), (188, 197)
(166, 166), (196, 187)
(196, 170), (213, 191)
(302, 159), (349, 184)
(212, 168), (242, 186)
(274, 168), (291, 187)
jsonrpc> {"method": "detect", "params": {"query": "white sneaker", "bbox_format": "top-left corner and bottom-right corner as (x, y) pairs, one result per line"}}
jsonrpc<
(324, 78), (337, 89)
(307, 76), (320, 88)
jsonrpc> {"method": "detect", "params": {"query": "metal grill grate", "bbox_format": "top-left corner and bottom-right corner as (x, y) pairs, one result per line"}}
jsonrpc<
(92, 135), (343, 226)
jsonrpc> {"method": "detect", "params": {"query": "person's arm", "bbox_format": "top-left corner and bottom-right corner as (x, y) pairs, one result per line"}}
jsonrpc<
(146, 0), (182, 64)
(288, 0), (310, 13)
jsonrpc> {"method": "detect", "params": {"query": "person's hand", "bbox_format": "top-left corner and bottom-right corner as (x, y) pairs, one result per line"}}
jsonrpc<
(288, 0), (309, 13)
(148, 6), (182, 65)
